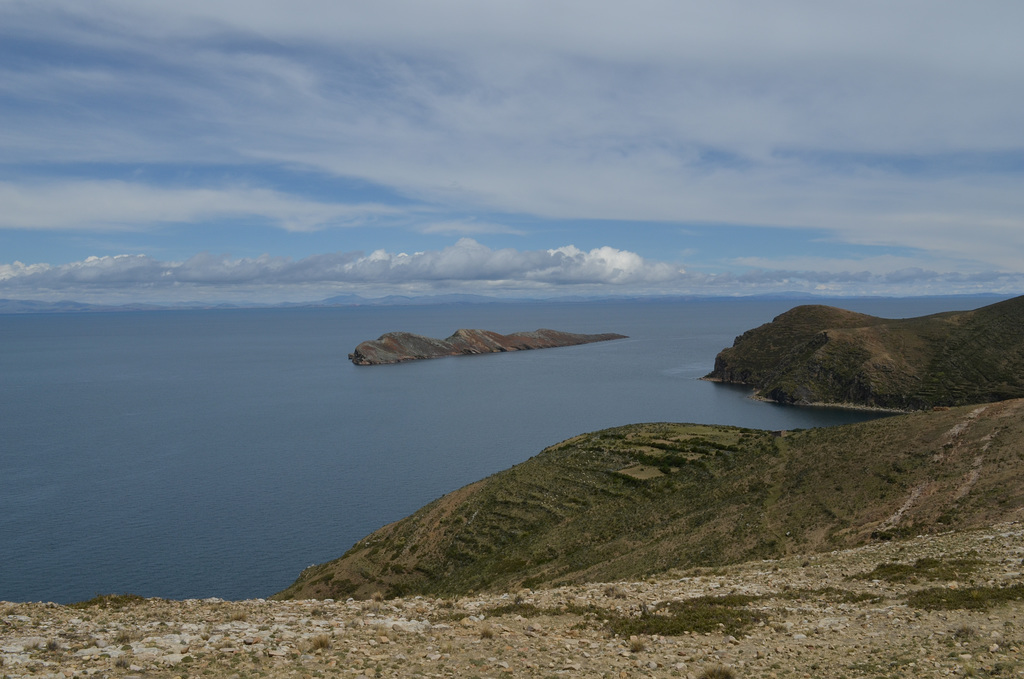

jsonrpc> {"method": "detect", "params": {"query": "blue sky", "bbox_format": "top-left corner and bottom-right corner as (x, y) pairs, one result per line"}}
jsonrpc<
(2, 1), (1023, 303)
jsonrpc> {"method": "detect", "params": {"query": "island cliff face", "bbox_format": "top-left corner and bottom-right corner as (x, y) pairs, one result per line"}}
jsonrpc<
(349, 328), (627, 365)
(705, 295), (1024, 410)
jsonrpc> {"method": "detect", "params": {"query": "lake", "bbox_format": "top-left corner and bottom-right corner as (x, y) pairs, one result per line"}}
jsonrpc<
(0, 296), (1000, 603)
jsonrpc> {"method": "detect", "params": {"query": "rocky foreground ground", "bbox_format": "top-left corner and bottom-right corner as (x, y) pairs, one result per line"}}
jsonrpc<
(4, 523), (1024, 679)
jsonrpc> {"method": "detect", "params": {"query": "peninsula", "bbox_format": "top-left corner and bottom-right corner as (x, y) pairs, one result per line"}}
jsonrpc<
(348, 328), (627, 365)
(275, 398), (1024, 601)
(704, 295), (1024, 410)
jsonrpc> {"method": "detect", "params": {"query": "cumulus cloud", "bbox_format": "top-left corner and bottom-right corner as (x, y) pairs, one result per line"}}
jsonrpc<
(6, 239), (1023, 304)
(0, 239), (683, 294)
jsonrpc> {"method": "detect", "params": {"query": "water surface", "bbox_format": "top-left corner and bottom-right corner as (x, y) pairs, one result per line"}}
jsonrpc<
(0, 296), (998, 602)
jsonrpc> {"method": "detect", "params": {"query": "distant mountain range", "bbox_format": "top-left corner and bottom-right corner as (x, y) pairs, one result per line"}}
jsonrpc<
(0, 294), (508, 314)
(0, 292), (1013, 314)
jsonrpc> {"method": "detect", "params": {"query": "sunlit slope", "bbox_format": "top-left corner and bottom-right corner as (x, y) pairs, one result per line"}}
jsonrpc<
(275, 399), (1024, 600)
(705, 295), (1024, 410)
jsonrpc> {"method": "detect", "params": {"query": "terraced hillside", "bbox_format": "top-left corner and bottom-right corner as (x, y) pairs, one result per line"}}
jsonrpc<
(275, 399), (1024, 600)
(705, 295), (1024, 410)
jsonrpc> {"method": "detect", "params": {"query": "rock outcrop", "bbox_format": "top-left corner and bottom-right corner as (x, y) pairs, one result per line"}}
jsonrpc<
(349, 328), (627, 365)
(705, 295), (1024, 410)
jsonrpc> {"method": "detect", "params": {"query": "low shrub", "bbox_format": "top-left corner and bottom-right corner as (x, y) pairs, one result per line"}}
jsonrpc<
(67, 594), (146, 610)
(908, 583), (1024, 611)
(607, 594), (764, 637)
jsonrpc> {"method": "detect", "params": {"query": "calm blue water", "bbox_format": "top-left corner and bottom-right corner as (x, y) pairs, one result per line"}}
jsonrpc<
(0, 296), (1002, 603)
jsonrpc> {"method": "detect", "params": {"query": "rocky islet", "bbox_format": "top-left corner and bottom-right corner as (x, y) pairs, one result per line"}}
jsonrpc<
(348, 328), (627, 365)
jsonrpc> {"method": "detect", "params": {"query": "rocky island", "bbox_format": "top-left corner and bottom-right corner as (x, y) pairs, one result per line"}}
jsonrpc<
(349, 328), (627, 365)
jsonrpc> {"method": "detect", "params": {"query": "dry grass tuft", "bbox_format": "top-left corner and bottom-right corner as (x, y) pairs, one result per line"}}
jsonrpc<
(310, 633), (332, 651)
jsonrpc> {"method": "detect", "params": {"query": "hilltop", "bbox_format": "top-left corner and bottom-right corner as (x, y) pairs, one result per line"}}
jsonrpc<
(274, 398), (1024, 601)
(704, 295), (1024, 410)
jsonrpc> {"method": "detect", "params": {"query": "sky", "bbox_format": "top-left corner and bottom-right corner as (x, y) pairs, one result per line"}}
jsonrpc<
(2, 1), (1023, 304)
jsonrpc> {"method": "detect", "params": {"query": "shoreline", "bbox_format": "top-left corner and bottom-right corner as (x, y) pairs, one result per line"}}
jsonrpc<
(700, 376), (911, 414)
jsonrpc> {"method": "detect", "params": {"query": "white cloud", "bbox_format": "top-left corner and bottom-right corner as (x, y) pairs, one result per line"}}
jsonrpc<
(1, 1), (1023, 292)
(0, 239), (682, 293)
(6, 239), (1024, 304)
(0, 181), (401, 232)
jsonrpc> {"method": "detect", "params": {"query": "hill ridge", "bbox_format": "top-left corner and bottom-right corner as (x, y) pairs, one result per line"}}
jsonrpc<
(705, 295), (1024, 410)
(275, 398), (1024, 601)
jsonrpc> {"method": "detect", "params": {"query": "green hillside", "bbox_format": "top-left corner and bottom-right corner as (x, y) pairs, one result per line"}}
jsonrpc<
(705, 295), (1024, 410)
(275, 398), (1024, 600)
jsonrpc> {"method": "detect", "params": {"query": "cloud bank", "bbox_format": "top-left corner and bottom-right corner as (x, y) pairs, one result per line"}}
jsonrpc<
(1, 1), (1023, 300)
(0, 239), (677, 296)
(4, 239), (1021, 304)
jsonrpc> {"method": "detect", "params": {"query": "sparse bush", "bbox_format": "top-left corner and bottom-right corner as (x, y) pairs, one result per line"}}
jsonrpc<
(479, 625), (495, 640)
(629, 638), (645, 653)
(698, 666), (735, 679)
(908, 583), (1024, 611)
(608, 594), (764, 637)
(67, 593), (146, 610)
(310, 633), (332, 651)
(776, 586), (881, 604)
(604, 585), (627, 599)
(114, 629), (139, 644)
(854, 557), (982, 583)
(953, 624), (976, 640)
(483, 601), (554, 618)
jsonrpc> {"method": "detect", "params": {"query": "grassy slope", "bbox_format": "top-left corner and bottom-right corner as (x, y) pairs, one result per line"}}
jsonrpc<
(706, 295), (1024, 410)
(274, 398), (1024, 600)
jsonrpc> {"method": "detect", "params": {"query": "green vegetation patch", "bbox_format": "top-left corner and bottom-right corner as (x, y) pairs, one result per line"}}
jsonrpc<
(606, 594), (765, 637)
(276, 398), (1024, 601)
(775, 586), (883, 605)
(483, 601), (557, 618)
(853, 556), (983, 583)
(67, 593), (148, 610)
(907, 583), (1024, 611)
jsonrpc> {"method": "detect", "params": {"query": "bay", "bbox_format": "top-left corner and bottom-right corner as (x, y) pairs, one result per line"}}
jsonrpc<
(0, 296), (1000, 603)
